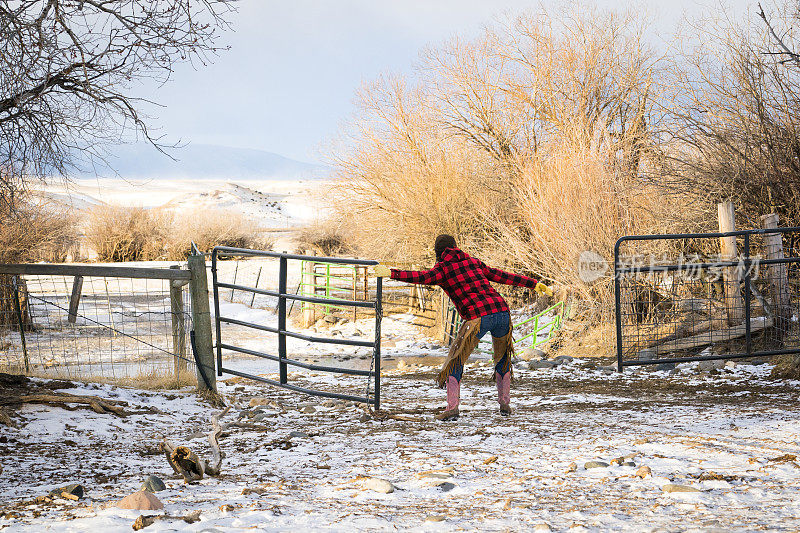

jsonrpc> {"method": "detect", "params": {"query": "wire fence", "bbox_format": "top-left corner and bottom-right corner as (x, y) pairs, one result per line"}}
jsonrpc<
(615, 227), (800, 366)
(0, 263), (195, 385)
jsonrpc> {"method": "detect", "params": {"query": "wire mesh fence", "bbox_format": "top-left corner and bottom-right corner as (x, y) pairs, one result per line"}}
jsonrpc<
(615, 227), (800, 367)
(0, 263), (195, 385)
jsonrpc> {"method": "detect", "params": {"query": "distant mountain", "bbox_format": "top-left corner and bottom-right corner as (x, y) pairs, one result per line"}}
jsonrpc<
(71, 142), (327, 180)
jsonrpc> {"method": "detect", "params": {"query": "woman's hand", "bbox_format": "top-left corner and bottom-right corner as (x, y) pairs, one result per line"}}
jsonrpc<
(534, 282), (553, 297)
(373, 264), (392, 278)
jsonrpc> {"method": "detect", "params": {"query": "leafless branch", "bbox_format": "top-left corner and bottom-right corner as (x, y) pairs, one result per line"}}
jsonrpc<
(0, 0), (236, 196)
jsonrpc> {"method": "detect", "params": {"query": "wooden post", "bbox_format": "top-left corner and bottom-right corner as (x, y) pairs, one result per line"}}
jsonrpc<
(170, 266), (188, 380)
(103, 278), (116, 336)
(718, 201), (744, 325)
(301, 261), (316, 328)
(188, 253), (216, 391)
(11, 276), (29, 373)
(762, 214), (791, 343)
(67, 276), (83, 324)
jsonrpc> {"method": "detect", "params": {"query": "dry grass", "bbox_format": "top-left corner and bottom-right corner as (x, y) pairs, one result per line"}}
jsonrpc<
(27, 367), (200, 391)
(168, 208), (273, 258)
(772, 353), (800, 379)
(85, 205), (271, 261)
(86, 205), (171, 262)
(115, 367), (198, 390)
(296, 222), (352, 256)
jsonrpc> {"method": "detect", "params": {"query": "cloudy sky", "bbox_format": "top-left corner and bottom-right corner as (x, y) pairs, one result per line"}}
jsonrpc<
(135, 0), (755, 165)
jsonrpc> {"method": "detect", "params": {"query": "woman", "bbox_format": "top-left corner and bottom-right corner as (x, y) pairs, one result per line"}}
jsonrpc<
(374, 234), (552, 421)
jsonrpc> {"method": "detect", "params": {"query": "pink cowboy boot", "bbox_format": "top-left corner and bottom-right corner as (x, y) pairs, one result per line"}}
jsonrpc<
(436, 376), (460, 421)
(496, 371), (512, 415)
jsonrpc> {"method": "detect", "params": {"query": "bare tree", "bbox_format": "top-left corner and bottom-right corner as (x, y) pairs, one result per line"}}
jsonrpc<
(0, 0), (233, 332)
(664, 2), (800, 227)
(757, 2), (800, 67)
(0, 0), (235, 201)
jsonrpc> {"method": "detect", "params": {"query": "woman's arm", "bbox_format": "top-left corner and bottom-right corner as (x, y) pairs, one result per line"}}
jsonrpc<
(480, 261), (538, 288)
(390, 264), (445, 285)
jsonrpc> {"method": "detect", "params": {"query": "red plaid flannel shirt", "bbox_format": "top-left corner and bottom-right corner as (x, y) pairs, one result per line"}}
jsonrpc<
(390, 247), (539, 320)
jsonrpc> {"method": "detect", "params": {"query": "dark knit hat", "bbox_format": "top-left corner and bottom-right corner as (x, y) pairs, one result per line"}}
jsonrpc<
(434, 234), (457, 262)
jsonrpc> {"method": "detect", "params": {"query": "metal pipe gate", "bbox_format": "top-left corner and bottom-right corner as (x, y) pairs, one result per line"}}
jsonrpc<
(614, 227), (800, 369)
(211, 247), (382, 408)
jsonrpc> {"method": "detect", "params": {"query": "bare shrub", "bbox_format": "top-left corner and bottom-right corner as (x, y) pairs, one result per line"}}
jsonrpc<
(484, 124), (708, 323)
(665, 2), (800, 226)
(0, 189), (79, 329)
(329, 74), (505, 263)
(86, 205), (171, 262)
(168, 208), (272, 258)
(296, 222), (352, 256)
(0, 191), (78, 263)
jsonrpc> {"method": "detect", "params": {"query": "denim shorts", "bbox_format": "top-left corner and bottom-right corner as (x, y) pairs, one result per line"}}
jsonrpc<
(477, 311), (511, 339)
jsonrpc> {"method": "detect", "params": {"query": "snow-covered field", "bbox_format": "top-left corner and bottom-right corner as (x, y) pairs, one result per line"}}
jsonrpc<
(1, 315), (799, 532)
(36, 177), (330, 229)
(32, 176), (332, 254)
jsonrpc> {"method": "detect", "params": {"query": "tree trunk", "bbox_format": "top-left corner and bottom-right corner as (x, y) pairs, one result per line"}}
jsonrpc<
(0, 274), (33, 331)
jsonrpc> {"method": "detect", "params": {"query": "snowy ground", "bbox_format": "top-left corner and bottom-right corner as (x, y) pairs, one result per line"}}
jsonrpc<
(32, 177), (332, 255)
(1, 314), (799, 532)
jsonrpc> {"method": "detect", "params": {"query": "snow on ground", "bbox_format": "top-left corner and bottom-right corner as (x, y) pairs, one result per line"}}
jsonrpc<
(35, 177), (330, 229)
(1, 310), (799, 532)
(32, 177), (332, 253)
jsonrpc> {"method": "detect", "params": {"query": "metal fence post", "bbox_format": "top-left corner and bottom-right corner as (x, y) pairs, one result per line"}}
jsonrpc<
(211, 250), (223, 377)
(744, 233), (752, 356)
(188, 252), (216, 391)
(279, 254), (288, 385)
(614, 240), (624, 371)
(374, 276), (382, 411)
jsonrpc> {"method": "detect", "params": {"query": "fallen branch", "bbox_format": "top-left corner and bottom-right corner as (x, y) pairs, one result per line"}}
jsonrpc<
(159, 406), (230, 482)
(160, 440), (204, 483)
(205, 405), (231, 476)
(370, 410), (418, 422)
(0, 393), (130, 416)
(132, 510), (201, 530)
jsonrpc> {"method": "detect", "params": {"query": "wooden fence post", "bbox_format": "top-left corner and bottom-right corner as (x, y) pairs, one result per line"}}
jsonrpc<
(761, 213), (791, 343)
(188, 253), (216, 392)
(408, 264), (417, 314)
(718, 201), (744, 325)
(170, 266), (188, 380)
(67, 276), (83, 324)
